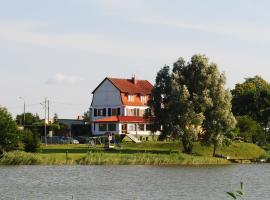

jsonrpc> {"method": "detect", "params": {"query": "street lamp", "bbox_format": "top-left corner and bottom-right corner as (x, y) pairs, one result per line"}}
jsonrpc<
(18, 97), (26, 127)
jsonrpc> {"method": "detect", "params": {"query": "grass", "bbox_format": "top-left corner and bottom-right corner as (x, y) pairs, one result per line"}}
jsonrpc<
(0, 142), (265, 165)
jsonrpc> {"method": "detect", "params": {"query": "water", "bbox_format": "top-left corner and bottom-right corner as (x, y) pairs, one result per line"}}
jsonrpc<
(0, 164), (269, 200)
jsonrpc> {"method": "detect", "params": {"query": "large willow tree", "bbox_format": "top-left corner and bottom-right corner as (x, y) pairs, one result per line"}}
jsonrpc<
(149, 54), (236, 155)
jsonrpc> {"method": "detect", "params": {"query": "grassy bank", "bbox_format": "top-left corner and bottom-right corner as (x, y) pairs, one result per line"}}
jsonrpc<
(0, 142), (265, 165)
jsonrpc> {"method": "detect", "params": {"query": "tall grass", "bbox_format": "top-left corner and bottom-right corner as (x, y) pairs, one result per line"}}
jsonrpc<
(0, 151), (41, 165)
(76, 152), (229, 165)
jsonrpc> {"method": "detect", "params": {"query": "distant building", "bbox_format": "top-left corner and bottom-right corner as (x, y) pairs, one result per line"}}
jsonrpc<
(91, 76), (158, 138)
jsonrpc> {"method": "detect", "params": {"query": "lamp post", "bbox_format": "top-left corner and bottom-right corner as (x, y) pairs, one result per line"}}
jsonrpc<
(19, 97), (26, 127)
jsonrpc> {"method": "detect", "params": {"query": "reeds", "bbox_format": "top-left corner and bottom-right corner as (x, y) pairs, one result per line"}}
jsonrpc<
(0, 151), (41, 165)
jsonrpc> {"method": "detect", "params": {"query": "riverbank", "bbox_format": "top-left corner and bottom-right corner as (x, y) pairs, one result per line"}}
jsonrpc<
(0, 142), (265, 165)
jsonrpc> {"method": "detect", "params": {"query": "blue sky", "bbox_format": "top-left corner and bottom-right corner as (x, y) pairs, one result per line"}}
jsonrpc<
(1, 0), (270, 118)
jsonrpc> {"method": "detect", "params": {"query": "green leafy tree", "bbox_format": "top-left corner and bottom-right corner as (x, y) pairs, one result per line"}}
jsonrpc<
(16, 112), (40, 126)
(236, 115), (265, 144)
(202, 64), (236, 156)
(169, 81), (204, 153)
(83, 110), (91, 122)
(150, 54), (236, 154)
(0, 106), (21, 153)
(23, 129), (40, 152)
(148, 65), (174, 139)
(232, 76), (270, 136)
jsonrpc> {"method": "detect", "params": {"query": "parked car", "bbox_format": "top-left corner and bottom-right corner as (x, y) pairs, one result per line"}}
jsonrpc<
(59, 137), (79, 144)
(72, 139), (79, 144)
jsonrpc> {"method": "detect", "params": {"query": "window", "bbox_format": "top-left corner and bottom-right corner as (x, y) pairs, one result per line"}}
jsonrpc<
(108, 124), (116, 131)
(138, 124), (145, 131)
(128, 95), (134, 102)
(108, 108), (112, 116)
(128, 124), (135, 131)
(126, 108), (144, 116)
(146, 124), (152, 131)
(94, 109), (97, 117)
(141, 96), (147, 103)
(103, 108), (106, 116)
(99, 124), (107, 131)
(97, 108), (106, 116)
(112, 108), (120, 116)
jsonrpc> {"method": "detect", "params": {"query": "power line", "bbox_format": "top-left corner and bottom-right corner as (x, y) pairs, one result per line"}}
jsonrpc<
(50, 100), (89, 106)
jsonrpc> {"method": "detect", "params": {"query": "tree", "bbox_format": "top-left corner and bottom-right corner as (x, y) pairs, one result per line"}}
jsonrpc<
(202, 64), (236, 156)
(23, 129), (40, 152)
(150, 55), (236, 155)
(53, 113), (59, 123)
(83, 110), (91, 122)
(169, 80), (204, 153)
(236, 116), (265, 144)
(148, 65), (174, 140)
(231, 76), (270, 137)
(16, 112), (40, 126)
(0, 106), (21, 153)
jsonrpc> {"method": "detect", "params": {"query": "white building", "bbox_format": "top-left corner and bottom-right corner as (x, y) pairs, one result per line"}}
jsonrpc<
(91, 76), (156, 139)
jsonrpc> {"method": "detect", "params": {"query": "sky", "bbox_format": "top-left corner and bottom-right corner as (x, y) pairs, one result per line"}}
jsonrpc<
(1, 0), (270, 119)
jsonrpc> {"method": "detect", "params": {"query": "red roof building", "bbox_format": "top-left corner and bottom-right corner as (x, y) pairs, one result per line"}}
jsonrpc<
(91, 75), (157, 139)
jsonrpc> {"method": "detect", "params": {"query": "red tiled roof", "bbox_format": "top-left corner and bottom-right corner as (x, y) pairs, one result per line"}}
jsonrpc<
(92, 77), (153, 95)
(108, 78), (153, 95)
(94, 116), (150, 123)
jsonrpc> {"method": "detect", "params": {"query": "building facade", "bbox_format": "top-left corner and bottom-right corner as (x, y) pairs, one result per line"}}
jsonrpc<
(91, 76), (155, 138)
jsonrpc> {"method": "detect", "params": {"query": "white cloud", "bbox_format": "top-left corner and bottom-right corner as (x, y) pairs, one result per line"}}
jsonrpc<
(0, 19), (192, 60)
(46, 73), (84, 84)
(132, 17), (270, 45)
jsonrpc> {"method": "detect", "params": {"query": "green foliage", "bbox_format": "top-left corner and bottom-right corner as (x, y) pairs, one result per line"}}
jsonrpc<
(23, 129), (40, 152)
(149, 54), (236, 155)
(0, 106), (21, 153)
(0, 151), (41, 165)
(236, 116), (265, 144)
(16, 112), (40, 126)
(83, 110), (91, 122)
(232, 76), (270, 136)
(148, 65), (173, 138)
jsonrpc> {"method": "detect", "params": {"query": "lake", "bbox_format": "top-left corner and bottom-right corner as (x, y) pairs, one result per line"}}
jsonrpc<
(0, 164), (269, 200)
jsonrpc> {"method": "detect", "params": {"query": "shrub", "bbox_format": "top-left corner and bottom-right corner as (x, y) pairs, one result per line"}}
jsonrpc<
(23, 129), (40, 152)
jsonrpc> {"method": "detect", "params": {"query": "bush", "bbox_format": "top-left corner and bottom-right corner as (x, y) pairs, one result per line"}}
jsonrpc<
(0, 106), (21, 153)
(236, 116), (265, 144)
(23, 129), (40, 152)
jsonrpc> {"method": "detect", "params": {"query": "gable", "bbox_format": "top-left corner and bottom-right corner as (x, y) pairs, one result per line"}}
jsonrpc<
(91, 79), (122, 107)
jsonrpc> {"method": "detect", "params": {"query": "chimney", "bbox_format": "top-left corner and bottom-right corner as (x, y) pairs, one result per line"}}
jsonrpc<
(131, 74), (137, 84)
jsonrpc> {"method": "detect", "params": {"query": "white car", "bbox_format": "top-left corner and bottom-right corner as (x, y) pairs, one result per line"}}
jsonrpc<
(72, 139), (79, 144)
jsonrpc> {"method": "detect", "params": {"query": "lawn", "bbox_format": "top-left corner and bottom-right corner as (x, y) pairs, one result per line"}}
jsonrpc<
(35, 141), (265, 165)
(0, 141), (264, 165)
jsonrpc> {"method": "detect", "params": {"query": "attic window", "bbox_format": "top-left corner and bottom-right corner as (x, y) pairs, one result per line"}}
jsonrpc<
(128, 95), (134, 102)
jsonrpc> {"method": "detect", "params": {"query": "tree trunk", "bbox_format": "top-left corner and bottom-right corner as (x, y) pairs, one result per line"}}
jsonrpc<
(181, 135), (193, 154)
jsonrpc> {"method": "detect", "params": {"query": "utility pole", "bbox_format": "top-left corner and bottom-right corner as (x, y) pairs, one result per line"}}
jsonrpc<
(41, 98), (47, 146)
(19, 97), (26, 127)
(47, 99), (50, 124)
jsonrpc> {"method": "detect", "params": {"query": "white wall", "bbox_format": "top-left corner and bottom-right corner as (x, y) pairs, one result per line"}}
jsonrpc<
(92, 79), (122, 107)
